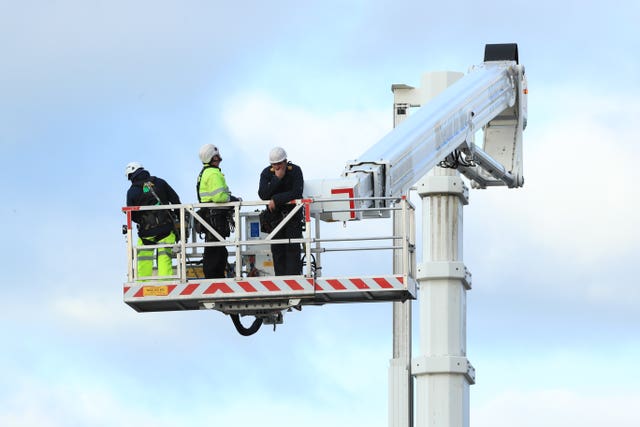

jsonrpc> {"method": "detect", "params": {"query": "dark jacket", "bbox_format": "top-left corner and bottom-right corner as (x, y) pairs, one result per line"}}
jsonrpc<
(258, 162), (304, 214)
(127, 169), (181, 237)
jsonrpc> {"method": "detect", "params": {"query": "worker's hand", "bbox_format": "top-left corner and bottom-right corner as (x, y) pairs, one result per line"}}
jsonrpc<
(268, 199), (276, 211)
(273, 161), (286, 179)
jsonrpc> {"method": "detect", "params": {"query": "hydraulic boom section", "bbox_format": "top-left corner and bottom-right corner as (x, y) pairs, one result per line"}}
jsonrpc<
(338, 43), (527, 216)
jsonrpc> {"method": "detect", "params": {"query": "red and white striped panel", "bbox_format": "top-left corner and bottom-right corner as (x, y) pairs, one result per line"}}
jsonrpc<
(124, 277), (316, 300)
(314, 276), (405, 292)
(124, 275), (409, 302)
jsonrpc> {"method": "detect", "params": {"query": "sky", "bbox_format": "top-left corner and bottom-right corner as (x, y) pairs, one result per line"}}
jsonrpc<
(1, 1), (639, 426)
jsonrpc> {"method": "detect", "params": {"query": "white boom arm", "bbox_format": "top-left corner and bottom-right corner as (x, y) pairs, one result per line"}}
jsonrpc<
(305, 44), (527, 221)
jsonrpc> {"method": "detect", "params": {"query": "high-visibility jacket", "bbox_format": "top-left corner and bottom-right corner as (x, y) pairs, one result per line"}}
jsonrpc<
(197, 165), (231, 203)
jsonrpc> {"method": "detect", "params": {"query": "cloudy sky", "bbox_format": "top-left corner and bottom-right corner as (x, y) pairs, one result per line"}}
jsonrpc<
(1, 1), (639, 426)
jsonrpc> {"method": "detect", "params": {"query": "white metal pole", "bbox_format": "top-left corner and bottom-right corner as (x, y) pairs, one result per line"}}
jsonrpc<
(389, 216), (413, 427)
(389, 94), (414, 427)
(389, 71), (464, 427)
(413, 168), (474, 427)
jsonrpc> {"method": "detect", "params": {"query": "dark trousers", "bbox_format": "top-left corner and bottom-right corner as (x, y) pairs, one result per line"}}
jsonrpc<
(203, 244), (228, 279)
(271, 217), (302, 276)
(271, 242), (302, 276)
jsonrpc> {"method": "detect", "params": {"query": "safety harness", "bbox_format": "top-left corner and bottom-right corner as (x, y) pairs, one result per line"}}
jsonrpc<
(137, 179), (173, 245)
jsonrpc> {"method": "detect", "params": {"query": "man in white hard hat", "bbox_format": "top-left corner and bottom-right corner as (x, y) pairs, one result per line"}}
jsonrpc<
(197, 144), (241, 278)
(258, 147), (304, 275)
(125, 162), (181, 278)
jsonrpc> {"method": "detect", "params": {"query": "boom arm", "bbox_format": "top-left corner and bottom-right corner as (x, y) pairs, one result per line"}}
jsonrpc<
(304, 43), (527, 221)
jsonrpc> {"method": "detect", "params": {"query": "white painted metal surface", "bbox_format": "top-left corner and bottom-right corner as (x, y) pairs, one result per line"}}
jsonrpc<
(389, 184), (416, 427)
(347, 61), (526, 198)
(413, 169), (475, 427)
(384, 52), (525, 425)
(305, 58), (526, 222)
(389, 71), (465, 427)
(384, 50), (527, 427)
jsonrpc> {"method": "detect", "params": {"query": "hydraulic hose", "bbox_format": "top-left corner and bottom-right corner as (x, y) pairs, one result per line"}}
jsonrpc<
(230, 314), (263, 336)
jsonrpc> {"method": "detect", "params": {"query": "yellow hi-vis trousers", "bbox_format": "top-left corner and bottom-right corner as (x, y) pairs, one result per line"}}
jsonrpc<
(136, 232), (176, 278)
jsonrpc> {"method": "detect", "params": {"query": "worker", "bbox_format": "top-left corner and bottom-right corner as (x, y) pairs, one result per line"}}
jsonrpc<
(197, 144), (241, 278)
(125, 162), (181, 278)
(258, 146), (304, 276)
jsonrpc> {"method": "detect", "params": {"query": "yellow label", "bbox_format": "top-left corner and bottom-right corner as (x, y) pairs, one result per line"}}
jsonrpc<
(142, 286), (169, 297)
(263, 261), (274, 267)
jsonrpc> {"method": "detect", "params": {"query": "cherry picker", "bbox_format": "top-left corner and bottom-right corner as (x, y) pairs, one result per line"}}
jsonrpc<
(122, 43), (526, 427)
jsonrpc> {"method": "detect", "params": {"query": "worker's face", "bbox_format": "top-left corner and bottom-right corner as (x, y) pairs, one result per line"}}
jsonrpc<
(271, 160), (286, 172)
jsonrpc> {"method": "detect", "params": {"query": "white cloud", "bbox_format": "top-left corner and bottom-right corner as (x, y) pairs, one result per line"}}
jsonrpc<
(471, 346), (640, 426)
(470, 88), (640, 263)
(222, 91), (391, 180)
(524, 111), (638, 258)
(303, 318), (389, 395)
(52, 295), (137, 329)
(474, 389), (639, 427)
(0, 378), (183, 427)
(459, 88), (640, 310)
(0, 361), (388, 427)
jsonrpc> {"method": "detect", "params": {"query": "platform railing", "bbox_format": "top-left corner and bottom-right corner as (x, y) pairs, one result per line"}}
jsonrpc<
(122, 196), (415, 285)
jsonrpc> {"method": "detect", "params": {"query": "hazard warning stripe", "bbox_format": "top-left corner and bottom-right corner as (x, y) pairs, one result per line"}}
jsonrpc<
(124, 276), (406, 299)
(314, 276), (404, 292)
(351, 278), (370, 289)
(124, 277), (317, 299)
(374, 277), (395, 289)
(262, 280), (280, 292)
(325, 279), (346, 290)
(204, 283), (234, 294)
(285, 279), (306, 290)
(180, 283), (199, 295)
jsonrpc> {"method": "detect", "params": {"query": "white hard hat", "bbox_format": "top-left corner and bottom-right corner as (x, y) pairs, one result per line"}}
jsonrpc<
(269, 146), (287, 164)
(199, 144), (220, 163)
(125, 161), (143, 179)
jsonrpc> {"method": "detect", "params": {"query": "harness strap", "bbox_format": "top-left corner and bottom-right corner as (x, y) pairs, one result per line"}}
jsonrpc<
(143, 181), (163, 205)
(196, 165), (212, 203)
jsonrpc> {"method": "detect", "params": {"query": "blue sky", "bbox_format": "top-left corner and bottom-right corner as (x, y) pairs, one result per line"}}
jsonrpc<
(1, 1), (639, 426)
